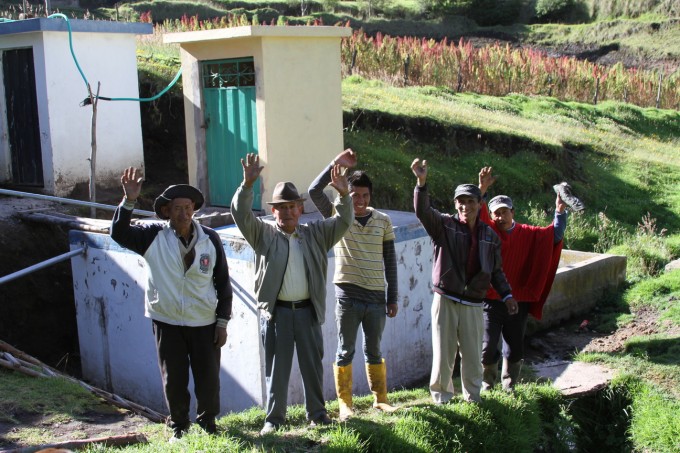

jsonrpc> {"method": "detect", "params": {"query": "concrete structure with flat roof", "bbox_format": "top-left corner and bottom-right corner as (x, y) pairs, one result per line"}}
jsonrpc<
(164, 25), (352, 209)
(0, 18), (151, 196)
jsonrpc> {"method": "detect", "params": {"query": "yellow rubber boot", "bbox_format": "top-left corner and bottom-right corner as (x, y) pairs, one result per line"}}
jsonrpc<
(366, 359), (398, 412)
(333, 363), (354, 421)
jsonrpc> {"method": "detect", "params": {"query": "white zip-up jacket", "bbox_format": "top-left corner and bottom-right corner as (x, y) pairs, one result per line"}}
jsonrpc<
(110, 203), (232, 326)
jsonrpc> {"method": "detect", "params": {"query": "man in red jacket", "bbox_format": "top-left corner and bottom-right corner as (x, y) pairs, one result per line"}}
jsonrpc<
(478, 167), (568, 391)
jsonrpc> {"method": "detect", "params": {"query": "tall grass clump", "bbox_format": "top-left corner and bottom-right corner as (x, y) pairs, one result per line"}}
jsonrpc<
(525, 205), (628, 253)
(609, 213), (671, 282)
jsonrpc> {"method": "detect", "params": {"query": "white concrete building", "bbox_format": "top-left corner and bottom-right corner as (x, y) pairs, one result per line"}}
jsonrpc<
(163, 26), (351, 210)
(0, 18), (151, 196)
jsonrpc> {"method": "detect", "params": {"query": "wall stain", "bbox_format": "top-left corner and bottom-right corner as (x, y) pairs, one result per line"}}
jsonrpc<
(409, 276), (418, 291)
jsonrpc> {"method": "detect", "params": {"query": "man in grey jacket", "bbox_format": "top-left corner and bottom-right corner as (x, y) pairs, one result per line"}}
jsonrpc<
(411, 158), (516, 404)
(110, 167), (232, 441)
(231, 153), (353, 435)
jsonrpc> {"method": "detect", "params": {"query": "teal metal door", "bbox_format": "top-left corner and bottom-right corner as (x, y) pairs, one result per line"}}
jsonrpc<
(202, 58), (259, 207)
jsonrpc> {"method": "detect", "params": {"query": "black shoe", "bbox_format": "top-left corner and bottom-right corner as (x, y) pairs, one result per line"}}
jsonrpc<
(554, 182), (585, 212)
(198, 419), (218, 434)
(309, 413), (333, 427)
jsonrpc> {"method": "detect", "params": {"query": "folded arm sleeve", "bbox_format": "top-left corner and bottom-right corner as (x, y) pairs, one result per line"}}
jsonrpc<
(308, 163), (334, 219)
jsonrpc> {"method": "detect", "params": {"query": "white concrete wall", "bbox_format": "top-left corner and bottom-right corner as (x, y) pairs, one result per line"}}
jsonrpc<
(0, 19), (147, 195)
(42, 31), (144, 196)
(69, 210), (433, 416)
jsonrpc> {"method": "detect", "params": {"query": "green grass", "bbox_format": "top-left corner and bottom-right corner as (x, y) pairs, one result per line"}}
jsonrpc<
(0, 369), (112, 424)
(341, 78), (680, 240)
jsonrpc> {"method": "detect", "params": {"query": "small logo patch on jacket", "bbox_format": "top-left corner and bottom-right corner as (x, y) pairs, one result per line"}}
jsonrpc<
(199, 254), (210, 273)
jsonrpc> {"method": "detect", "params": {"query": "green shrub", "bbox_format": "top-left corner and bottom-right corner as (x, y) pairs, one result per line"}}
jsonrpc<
(534, 0), (589, 23)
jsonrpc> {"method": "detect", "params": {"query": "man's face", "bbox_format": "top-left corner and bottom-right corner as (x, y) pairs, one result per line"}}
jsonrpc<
(350, 186), (371, 217)
(491, 207), (515, 231)
(162, 198), (195, 232)
(455, 195), (480, 224)
(271, 201), (303, 234)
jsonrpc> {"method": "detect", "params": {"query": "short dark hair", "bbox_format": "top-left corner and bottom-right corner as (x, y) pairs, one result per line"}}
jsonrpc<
(348, 170), (372, 195)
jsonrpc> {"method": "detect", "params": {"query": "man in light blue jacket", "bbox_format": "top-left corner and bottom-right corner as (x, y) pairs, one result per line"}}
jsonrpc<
(111, 167), (232, 441)
(231, 153), (352, 435)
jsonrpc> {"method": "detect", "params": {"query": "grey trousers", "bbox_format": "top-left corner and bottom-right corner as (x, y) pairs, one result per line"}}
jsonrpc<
(261, 305), (327, 425)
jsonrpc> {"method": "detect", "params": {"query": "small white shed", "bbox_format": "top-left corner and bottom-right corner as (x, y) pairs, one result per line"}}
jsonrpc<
(0, 18), (151, 197)
(164, 25), (351, 210)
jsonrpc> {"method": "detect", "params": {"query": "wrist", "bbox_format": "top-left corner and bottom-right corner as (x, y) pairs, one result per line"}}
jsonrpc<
(122, 197), (137, 210)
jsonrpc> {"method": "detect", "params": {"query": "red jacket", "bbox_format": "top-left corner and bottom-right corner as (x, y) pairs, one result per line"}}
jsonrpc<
(481, 204), (562, 320)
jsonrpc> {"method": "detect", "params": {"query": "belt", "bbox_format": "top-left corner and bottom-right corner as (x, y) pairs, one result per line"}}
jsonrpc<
(276, 299), (312, 310)
(440, 293), (483, 308)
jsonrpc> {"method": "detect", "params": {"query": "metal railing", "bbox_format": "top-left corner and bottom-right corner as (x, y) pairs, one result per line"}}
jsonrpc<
(0, 188), (154, 216)
(0, 247), (86, 286)
(0, 188), (151, 286)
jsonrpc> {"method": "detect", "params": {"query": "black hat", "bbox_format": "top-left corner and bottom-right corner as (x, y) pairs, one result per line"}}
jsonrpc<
(266, 182), (306, 205)
(453, 184), (482, 201)
(153, 184), (204, 219)
(488, 195), (514, 212)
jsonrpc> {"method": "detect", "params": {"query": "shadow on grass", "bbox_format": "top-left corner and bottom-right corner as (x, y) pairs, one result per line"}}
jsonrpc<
(624, 335), (680, 365)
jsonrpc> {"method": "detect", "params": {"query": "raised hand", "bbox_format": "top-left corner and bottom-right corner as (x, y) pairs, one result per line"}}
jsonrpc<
(121, 167), (143, 201)
(241, 153), (264, 188)
(329, 163), (349, 197)
(478, 166), (497, 196)
(411, 158), (428, 186)
(556, 194), (567, 214)
(334, 148), (358, 169)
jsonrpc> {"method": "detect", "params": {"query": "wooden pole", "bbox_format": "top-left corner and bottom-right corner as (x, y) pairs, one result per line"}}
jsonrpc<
(88, 83), (100, 218)
(656, 71), (663, 109)
(2, 433), (147, 453)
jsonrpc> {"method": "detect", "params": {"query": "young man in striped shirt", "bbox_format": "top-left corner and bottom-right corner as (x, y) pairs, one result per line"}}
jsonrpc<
(308, 149), (399, 420)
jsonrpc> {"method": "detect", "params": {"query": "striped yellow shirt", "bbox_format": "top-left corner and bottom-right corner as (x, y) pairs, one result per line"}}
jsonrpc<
(333, 208), (395, 292)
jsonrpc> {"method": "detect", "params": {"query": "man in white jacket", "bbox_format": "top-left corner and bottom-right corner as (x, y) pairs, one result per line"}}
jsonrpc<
(110, 167), (233, 441)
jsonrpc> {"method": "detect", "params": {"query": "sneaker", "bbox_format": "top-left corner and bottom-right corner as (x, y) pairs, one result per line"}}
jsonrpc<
(259, 421), (279, 435)
(553, 182), (585, 212)
(309, 413), (333, 427)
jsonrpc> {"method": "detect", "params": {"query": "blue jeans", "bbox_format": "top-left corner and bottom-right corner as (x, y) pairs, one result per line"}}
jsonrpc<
(335, 297), (386, 366)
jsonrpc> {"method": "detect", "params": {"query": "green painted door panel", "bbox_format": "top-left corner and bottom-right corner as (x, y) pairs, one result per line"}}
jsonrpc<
(203, 62), (259, 208)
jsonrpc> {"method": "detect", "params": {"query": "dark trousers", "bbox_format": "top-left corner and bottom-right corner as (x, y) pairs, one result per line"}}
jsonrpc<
(481, 300), (530, 365)
(152, 320), (220, 430)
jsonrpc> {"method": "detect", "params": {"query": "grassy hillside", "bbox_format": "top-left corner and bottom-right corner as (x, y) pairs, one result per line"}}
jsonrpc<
(340, 77), (680, 248)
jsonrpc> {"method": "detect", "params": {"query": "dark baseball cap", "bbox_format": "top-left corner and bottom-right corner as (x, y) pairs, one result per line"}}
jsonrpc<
(453, 184), (482, 201)
(488, 195), (513, 212)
